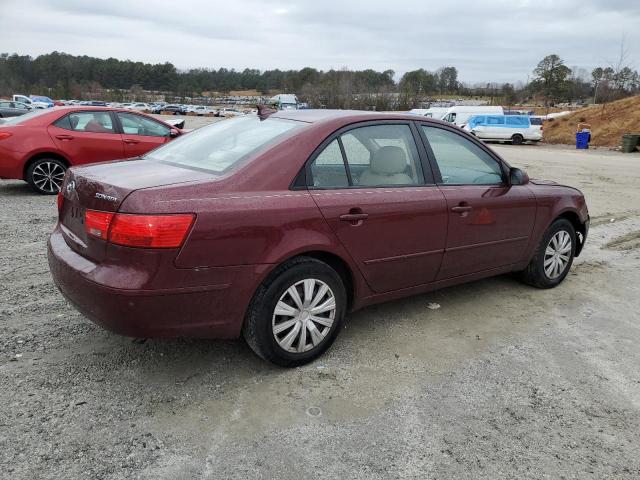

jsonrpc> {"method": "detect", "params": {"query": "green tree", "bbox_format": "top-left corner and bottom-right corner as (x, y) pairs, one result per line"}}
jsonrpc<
(531, 54), (571, 105)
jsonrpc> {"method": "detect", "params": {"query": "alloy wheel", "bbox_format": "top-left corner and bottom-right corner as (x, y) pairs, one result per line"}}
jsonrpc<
(544, 230), (572, 279)
(272, 278), (336, 353)
(32, 162), (65, 193)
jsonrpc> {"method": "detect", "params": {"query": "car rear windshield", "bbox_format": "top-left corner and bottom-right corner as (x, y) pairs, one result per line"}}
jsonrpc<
(145, 116), (302, 173)
(530, 117), (543, 125)
(0, 108), (52, 125)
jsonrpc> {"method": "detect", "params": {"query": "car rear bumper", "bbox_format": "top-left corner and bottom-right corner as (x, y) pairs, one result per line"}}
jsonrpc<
(47, 226), (266, 339)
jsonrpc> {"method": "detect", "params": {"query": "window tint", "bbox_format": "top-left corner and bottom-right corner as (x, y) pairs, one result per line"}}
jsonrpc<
(0, 102), (10, 108)
(341, 124), (423, 187)
(117, 112), (169, 137)
(530, 117), (543, 125)
(57, 112), (115, 133)
(309, 139), (349, 188)
(486, 116), (504, 125)
(505, 116), (529, 126)
(55, 112), (114, 133)
(146, 116), (300, 174)
(422, 126), (503, 185)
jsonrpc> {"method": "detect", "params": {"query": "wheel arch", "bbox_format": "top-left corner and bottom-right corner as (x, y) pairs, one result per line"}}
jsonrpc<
(260, 250), (357, 311)
(555, 210), (587, 256)
(23, 152), (70, 181)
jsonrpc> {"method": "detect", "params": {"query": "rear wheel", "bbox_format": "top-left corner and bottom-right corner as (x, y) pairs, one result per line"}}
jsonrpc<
(512, 134), (524, 145)
(26, 158), (67, 194)
(518, 219), (575, 288)
(243, 257), (346, 367)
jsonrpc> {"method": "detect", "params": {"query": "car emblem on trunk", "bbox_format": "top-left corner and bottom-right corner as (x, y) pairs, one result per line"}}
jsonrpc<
(66, 180), (76, 193)
(95, 192), (118, 202)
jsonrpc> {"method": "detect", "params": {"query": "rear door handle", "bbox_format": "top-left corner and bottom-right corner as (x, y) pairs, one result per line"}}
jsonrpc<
(123, 138), (140, 144)
(451, 204), (473, 214)
(55, 134), (74, 140)
(339, 213), (369, 221)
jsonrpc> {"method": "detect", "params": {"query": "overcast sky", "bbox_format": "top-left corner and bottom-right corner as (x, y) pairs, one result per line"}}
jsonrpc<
(1, 0), (638, 83)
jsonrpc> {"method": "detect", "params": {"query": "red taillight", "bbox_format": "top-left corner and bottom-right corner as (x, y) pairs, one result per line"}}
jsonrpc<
(57, 192), (65, 214)
(85, 210), (114, 240)
(0, 132), (12, 140)
(85, 211), (194, 248)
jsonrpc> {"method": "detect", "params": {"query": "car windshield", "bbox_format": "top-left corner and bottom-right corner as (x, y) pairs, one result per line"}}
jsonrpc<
(145, 116), (302, 173)
(0, 108), (52, 125)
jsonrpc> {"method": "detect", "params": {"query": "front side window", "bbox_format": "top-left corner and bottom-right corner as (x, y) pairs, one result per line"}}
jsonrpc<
(55, 112), (115, 133)
(146, 116), (301, 174)
(117, 112), (169, 137)
(422, 126), (503, 185)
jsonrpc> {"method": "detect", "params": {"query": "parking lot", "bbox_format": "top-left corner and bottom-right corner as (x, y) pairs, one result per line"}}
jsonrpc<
(2, 144), (640, 479)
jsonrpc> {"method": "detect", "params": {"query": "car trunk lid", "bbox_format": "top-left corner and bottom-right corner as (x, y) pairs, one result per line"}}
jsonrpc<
(59, 159), (212, 261)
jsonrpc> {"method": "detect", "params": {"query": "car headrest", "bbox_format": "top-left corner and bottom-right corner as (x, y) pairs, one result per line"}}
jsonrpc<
(371, 146), (407, 175)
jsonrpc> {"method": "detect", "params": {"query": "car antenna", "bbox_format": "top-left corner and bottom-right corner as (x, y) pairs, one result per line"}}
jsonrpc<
(257, 103), (277, 120)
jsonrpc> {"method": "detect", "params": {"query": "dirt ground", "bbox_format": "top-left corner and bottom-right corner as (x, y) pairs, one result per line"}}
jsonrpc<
(1, 143), (640, 479)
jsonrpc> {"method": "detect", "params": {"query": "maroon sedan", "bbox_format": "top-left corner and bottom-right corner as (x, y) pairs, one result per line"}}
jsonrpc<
(0, 106), (182, 194)
(48, 110), (589, 366)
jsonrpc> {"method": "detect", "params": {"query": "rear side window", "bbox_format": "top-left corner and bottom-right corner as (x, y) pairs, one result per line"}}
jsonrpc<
(56, 112), (115, 133)
(486, 116), (504, 125)
(530, 117), (543, 125)
(505, 116), (530, 126)
(309, 124), (425, 188)
(310, 139), (349, 188)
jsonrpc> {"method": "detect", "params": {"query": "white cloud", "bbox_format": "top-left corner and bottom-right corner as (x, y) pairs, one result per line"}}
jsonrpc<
(0, 0), (637, 83)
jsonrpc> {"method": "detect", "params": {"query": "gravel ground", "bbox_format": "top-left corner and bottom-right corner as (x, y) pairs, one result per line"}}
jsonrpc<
(1, 143), (640, 479)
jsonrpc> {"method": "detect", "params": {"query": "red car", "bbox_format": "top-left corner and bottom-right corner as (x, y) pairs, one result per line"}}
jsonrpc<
(48, 110), (589, 366)
(0, 106), (182, 194)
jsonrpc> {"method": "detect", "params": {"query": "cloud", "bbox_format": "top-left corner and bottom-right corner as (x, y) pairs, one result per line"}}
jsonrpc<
(0, 0), (637, 83)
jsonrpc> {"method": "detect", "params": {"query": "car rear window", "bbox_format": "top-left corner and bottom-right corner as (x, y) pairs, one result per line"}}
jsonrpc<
(530, 117), (543, 125)
(145, 116), (302, 173)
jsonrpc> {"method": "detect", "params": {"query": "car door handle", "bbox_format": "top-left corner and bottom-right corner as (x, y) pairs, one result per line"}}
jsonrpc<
(55, 134), (74, 140)
(340, 213), (369, 221)
(451, 204), (473, 214)
(123, 138), (140, 144)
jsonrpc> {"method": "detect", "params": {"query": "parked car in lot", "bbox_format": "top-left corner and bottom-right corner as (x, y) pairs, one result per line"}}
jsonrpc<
(0, 106), (183, 194)
(464, 115), (543, 144)
(12, 94), (53, 109)
(192, 105), (215, 116)
(0, 100), (31, 118)
(129, 102), (151, 111)
(162, 104), (187, 115)
(440, 106), (504, 127)
(216, 107), (243, 117)
(48, 110), (589, 366)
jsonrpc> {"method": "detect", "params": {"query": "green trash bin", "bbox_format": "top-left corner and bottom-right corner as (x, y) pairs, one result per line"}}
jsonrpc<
(621, 134), (640, 153)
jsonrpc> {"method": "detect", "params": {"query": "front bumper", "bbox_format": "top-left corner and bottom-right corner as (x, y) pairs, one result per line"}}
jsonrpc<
(47, 227), (266, 339)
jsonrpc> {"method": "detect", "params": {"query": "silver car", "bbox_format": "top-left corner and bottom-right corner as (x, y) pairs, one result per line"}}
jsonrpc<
(0, 101), (31, 118)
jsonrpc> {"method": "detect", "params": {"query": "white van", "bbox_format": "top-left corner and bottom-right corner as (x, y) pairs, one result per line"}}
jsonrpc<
(440, 106), (504, 126)
(408, 107), (449, 119)
(463, 115), (542, 144)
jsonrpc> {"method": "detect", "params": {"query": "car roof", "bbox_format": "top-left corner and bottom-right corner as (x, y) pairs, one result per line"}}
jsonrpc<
(270, 109), (436, 124)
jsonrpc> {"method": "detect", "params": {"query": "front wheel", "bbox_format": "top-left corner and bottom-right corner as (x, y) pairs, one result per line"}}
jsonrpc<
(518, 219), (576, 288)
(26, 158), (67, 194)
(243, 257), (347, 367)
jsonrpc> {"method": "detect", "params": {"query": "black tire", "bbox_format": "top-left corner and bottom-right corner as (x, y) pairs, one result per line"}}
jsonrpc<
(242, 256), (347, 367)
(518, 219), (576, 288)
(26, 157), (67, 195)
(512, 134), (524, 145)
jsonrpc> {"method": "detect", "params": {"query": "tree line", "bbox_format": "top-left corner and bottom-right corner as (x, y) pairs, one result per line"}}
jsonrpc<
(0, 51), (638, 109)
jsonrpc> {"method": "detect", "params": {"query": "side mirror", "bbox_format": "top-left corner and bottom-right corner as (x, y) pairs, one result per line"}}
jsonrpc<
(509, 167), (529, 185)
(169, 129), (180, 138)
